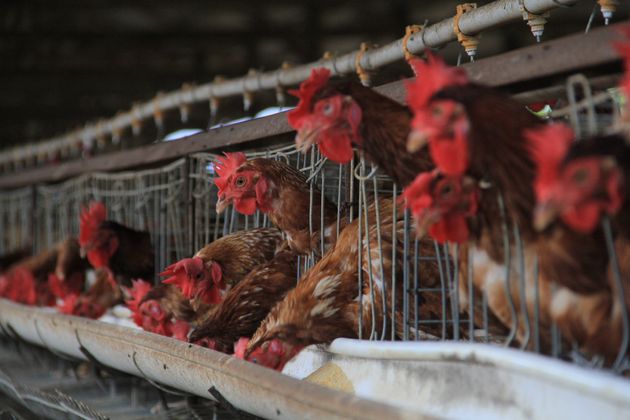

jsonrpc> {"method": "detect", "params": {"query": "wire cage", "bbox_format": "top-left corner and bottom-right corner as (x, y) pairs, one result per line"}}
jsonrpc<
(0, 65), (627, 381)
(0, 186), (33, 255)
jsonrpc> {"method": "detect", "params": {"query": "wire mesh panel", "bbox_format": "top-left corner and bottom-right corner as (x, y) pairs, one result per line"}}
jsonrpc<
(0, 186), (33, 255)
(0, 69), (626, 379)
(91, 159), (188, 281)
(35, 175), (91, 253)
(180, 73), (629, 376)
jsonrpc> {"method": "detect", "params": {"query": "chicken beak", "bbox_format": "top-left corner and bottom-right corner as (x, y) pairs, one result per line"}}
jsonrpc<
(79, 246), (87, 258)
(55, 269), (65, 282)
(215, 197), (230, 214)
(294, 127), (321, 154)
(187, 327), (199, 342)
(533, 201), (559, 232)
(407, 129), (429, 153)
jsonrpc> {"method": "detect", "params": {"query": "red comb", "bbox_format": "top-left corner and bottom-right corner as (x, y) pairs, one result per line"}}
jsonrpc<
(406, 53), (468, 112)
(402, 171), (435, 213)
(160, 257), (204, 298)
(58, 294), (80, 315)
(214, 152), (247, 195)
(287, 68), (331, 129)
(79, 202), (107, 247)
(124, 279), (153, 314)
(7, 267), (37, 305)
(525, 123), (574, 202)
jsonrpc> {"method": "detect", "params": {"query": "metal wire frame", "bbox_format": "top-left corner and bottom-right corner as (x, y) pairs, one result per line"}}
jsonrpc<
(180, 72), (628, 371)
(560, 74), (629, 372)
(90, 159), (189, 279)
(0, 186), (33, 255)
(35, 175), (91, 253)
(0, 70), (626, 376)
(32, 161), (189, 282)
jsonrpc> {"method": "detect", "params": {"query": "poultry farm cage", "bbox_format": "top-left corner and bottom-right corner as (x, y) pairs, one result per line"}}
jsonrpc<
(1, 5), (630, 420)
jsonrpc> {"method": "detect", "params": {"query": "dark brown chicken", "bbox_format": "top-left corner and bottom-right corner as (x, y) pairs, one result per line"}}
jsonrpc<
(288, 67), (432, 187)
(402, 54), (561, 351)
(55, 237), (91, 282)
(160, 227), (284, 310)
(79, 202), (154, 285)
(529, 128), (630, 361)
(0, 237), (88, 306)
(63, 267), (121, 318)
(188, 249), (299, 350)
(402, 55), (630, 357)
(214, 153), (340, 255)
(241, 198), (449, 370)
(288, 66), (507, 341)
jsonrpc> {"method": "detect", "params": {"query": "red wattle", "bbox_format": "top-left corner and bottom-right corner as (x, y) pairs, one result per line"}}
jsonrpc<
(319, 133), (354, 163)
(429, 135), (469, 177)
(562, 202), (602, 234)
(430, 215), (470, 244)
(234, 197), (258, 215)
(87, 250), (110, 269)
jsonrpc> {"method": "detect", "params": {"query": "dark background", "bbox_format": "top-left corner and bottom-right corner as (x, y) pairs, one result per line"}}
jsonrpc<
(0, 0), (628, 150)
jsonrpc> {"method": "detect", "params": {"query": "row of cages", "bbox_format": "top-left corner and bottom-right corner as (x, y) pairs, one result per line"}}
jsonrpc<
(0, 74), (626, 377)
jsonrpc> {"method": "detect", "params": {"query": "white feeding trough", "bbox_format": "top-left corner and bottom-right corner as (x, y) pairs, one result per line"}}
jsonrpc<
(286, 339), (630, 420)
(1, 298), (629, 419)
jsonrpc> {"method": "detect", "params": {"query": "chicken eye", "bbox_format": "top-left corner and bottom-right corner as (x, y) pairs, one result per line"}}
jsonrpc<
(572, 168), (590, 185)
(235, 176), (247, 187)
(440, 183), (454, 197)
(431, 105), (443, 118)
(322, 102), (335, 116)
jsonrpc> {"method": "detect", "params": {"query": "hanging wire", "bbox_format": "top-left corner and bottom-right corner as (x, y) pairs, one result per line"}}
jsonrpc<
(584, 3), (598, 34)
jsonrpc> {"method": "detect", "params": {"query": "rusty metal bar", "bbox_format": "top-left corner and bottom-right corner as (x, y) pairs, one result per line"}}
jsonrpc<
(0, 0), (585, 169)
(0, 22), (623, 190)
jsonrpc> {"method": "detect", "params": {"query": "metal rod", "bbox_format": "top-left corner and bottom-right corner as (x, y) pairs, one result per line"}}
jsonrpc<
(0, 0), (581, 168)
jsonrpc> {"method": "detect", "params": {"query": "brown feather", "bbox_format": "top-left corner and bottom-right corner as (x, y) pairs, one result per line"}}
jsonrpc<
(194, 227), (284, 289)
(315, 81), (433, 187)
(237, 159), (341, 255)
(85, 268), (122, 309)
(189, 249), (298, 348)
(141, 283), (198, 322)
(55, 237), (90, 280)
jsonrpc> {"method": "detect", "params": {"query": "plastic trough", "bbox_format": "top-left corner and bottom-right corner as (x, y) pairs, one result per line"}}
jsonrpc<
(1, 298), (630, 419)
(0, 299), (425, 419)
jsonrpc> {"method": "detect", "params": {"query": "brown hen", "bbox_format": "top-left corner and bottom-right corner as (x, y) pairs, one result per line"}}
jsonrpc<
(214, 154), (340, 255)
(188, 249), (299, 350)
(160, 227), (284, 310)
